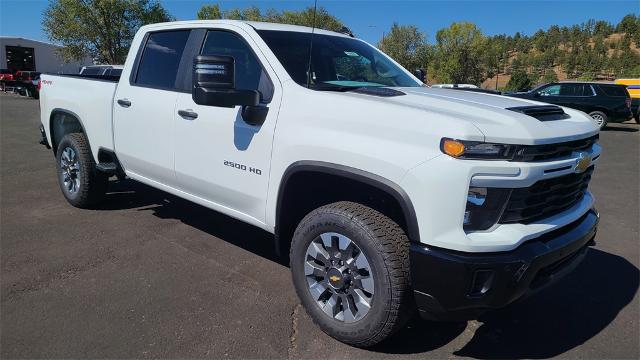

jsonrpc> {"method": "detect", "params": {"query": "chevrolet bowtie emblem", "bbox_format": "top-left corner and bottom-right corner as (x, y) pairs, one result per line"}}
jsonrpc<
(329, 275), (340, 282)
(575, 152), (592, 173)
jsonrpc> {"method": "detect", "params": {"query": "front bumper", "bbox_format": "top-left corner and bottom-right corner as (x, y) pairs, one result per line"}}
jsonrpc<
(410, 208), (598, 320)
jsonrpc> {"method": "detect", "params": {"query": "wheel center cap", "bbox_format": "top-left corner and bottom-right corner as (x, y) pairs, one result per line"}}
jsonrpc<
(327, 268), (344, 289)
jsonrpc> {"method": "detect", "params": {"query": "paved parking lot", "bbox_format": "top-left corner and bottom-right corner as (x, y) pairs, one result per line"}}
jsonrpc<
(1, 92), (638, 359)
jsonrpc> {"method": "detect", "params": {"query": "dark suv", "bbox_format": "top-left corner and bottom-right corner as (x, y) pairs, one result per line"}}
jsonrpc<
(508, 82), (632, 129)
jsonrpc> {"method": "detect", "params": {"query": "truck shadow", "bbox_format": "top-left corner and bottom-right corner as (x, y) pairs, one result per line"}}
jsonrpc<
(97, 179), (283, 264)
(98, 180), (639, 358)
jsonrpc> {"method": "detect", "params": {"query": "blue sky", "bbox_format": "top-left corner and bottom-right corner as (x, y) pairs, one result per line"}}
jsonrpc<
(1, 0), (638, 44)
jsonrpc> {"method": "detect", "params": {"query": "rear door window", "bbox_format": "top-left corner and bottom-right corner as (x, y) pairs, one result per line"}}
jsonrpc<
(559, 84), (585, 96)
(135, 30), (191, 90)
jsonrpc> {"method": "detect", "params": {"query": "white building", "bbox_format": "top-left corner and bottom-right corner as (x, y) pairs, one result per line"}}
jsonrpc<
(0, 36), (92, 74)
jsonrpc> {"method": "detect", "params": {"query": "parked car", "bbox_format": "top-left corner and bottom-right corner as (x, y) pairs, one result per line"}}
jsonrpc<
(39, 20), (600, 347)
(508, 82), (632, 129)
(15, 71), (40, 82)
(0, 68), (14, 81)
(22, 74), (41, 99)
(615, 78), (640, 123)
(79, 65), (123, 76)
(14, 71), (41, 97)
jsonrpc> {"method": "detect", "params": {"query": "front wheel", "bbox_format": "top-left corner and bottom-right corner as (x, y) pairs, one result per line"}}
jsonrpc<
(589, 111), (608, 129)
(56, 133), (108, 208)
(290, 201), (414, 347)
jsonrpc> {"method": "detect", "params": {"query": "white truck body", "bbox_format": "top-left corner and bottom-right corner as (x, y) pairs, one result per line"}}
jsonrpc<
(39, 20), (601, 344)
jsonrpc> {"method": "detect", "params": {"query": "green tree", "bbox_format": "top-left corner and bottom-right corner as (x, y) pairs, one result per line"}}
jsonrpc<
(195, 4), (345, 32)
(43, 0), (172, 64)
(430, 22), (486, 85)
(378, 23), (429, 73)
(197, 3), (222, 20)
(505, 70), (533, 91)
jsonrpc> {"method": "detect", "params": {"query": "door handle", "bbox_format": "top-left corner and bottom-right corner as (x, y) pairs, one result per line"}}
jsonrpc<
(178, 109), (198, 120)
(117, 98), (131, 108)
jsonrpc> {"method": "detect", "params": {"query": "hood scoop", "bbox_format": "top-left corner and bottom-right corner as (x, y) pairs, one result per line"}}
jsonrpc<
(506, 105), (570, 121)
(352, 87), (406, 97)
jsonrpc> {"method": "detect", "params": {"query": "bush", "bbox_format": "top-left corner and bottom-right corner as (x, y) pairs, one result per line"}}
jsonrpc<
(506, 70), (534, 91)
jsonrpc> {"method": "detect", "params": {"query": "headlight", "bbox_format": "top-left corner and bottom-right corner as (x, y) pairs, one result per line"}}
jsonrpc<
(441, 138), (516, 160)
(464, 187), (511, 231)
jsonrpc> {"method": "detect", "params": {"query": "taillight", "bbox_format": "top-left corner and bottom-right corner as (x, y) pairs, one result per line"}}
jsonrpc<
(37, 79), (41, 91)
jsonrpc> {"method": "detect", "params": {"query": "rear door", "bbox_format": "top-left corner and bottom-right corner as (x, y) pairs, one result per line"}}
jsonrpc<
(558, 83), (594, 112)
(173, 27), (281, 223)
(113, 29), (191, 187)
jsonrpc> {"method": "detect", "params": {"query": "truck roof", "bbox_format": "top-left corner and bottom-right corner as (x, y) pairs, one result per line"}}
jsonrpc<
(140, 20), (352, 38)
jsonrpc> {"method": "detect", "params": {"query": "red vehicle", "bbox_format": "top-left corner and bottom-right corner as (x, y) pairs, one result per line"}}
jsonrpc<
(15, 71), (40, 82)
(0, 69), (14, 81)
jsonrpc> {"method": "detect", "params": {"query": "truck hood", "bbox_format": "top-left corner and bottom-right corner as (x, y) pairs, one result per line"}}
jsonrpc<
(370, 87), (599, 145)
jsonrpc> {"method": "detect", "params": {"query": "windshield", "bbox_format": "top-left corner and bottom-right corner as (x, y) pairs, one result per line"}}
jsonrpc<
(257, 30), (421, 90)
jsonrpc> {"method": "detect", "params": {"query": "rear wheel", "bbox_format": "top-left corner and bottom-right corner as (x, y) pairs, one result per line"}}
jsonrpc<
(56, 133), (108, 208)
(589, 111), (608, 129)
(290, 201), (414, 347)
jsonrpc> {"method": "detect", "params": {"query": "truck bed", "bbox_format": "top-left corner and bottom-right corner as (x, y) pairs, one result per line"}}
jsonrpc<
(40, 73), (119, 160)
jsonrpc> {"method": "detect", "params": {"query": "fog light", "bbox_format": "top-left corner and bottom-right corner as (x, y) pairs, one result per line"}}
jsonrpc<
(464, 187), (511, 231)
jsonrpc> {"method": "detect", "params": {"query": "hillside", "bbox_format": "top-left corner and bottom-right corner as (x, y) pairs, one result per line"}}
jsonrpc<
(481, 32), (640, 89)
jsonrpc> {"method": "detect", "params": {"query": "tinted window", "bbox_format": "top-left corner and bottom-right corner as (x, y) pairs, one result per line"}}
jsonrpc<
(82, 67), (101, 75)
(1, 69), (11, 74)
(201, 30), (272, 102)
(136, 30), (190, 89)
(599, 85), (628, 97)
(559, 84), (586, 96)
(109, 68), (123, 76)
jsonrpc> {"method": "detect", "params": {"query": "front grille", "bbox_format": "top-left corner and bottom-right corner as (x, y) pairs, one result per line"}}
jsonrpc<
(499, 167), (594, 224)
(511, 135), (598, 162)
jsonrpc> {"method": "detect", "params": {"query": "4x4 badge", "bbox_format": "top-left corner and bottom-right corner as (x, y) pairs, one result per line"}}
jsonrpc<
(575, 152), (592, 173)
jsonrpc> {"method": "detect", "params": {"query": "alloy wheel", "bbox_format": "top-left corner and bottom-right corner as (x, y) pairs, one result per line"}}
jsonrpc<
(304, 232), (374, 323)
(60, 147), (81, 194)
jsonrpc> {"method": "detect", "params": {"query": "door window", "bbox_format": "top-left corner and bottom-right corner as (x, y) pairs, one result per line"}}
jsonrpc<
(559, 84), (586, 96)
(135, 30), (191, 90)
(201, 30), (273, 102)
(538, 84), (560, 96)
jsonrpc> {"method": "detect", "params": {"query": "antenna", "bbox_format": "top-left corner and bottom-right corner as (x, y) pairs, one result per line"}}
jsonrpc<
(305, 0), (318, 88)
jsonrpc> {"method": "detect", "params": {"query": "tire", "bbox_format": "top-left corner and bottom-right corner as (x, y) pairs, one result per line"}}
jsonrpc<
(55, 133), (108, 208)
(290, 201), (414, 347)
(589, 111), (608, 129)
(635, 113), (639, 124)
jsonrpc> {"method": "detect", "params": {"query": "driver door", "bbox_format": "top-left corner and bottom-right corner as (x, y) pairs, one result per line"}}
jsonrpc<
(174, 28), (281, 224)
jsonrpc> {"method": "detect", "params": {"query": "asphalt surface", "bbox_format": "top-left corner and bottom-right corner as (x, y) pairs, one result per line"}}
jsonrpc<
(1, 92), (638, 359)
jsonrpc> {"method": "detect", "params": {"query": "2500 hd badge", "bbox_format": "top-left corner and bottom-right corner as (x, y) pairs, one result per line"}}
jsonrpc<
(223, 160), (262, 175)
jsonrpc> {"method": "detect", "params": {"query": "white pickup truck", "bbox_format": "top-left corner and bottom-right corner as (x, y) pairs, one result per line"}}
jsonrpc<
(39, 20), (601, 347)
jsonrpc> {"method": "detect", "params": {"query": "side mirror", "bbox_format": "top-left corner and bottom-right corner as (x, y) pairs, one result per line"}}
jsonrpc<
(192, 55), (268, 125)
(413, 68), (426, 82)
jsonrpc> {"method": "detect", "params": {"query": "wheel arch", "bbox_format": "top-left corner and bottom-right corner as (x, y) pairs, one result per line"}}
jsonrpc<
(274, 161), (420, 257)
(49, 108), (89, 154)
